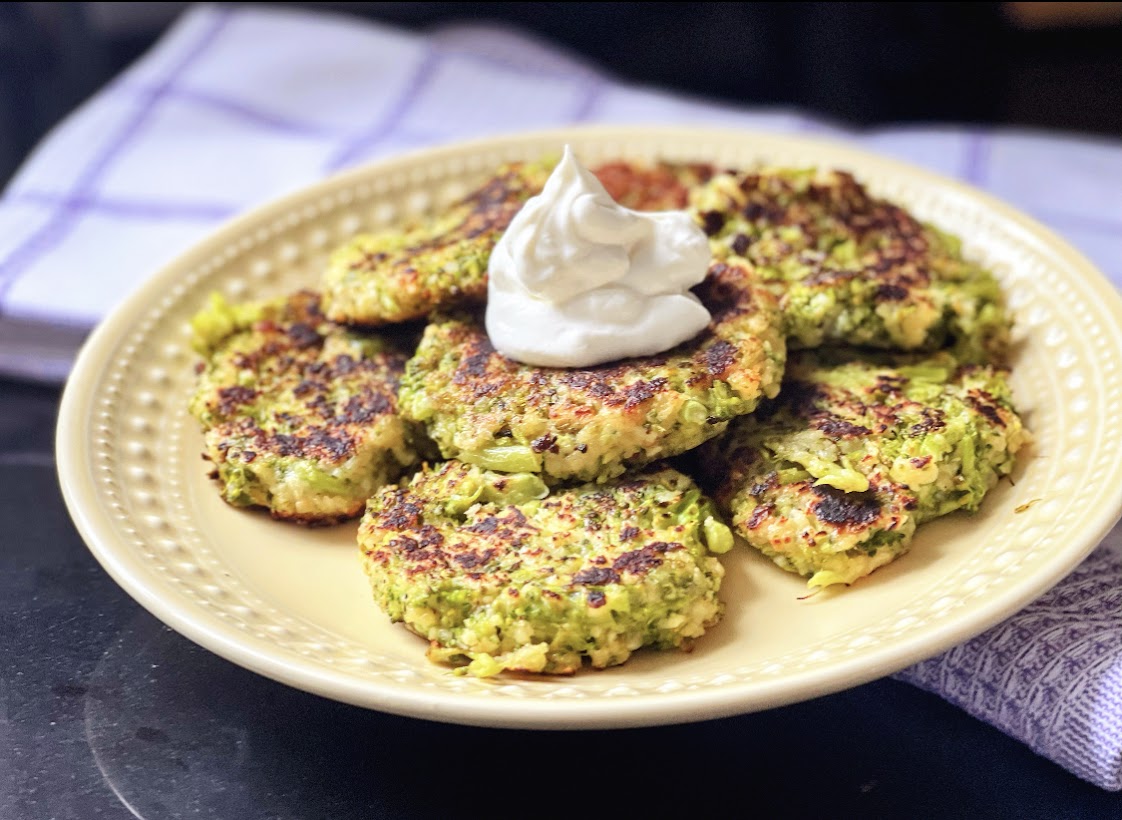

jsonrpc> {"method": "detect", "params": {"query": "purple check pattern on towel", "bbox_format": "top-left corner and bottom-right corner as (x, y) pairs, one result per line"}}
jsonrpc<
(0, 3), (1118, 379)
(2, 3), (1120, 790)
(898, 532), (1122, 790)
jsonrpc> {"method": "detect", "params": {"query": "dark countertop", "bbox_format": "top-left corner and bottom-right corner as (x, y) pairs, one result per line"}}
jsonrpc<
(3, 4), (1121, 816)
(3, 376), (1121, 819)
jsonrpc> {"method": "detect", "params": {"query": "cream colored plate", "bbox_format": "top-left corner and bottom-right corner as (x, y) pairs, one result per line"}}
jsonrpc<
(58, 126), (1122, 729)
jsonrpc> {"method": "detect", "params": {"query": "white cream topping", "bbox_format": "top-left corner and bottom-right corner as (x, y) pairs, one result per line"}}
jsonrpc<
(485, 146), (711, 368)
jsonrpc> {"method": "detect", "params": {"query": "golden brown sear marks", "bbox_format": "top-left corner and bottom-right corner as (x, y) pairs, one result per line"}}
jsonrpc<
(593, 160), (716, 211)
(397, 259), (786, 483)
(189, 290), (418, 524)
(692, 168), (1009, 362)
(321, 161), (553, 326)
(701, 350), (1029, 588)
(359, 461), (728, 676)
(323, 158), (723, 326)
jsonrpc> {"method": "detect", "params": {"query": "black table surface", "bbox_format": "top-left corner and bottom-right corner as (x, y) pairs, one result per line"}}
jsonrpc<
(3, 376), (1120, 820)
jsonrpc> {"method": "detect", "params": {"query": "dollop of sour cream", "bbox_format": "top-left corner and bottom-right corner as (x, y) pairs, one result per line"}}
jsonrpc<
(485, 146), (711, 368)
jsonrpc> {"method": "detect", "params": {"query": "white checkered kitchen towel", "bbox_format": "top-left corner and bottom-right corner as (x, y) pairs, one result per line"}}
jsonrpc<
(4, 3), (1119, 789)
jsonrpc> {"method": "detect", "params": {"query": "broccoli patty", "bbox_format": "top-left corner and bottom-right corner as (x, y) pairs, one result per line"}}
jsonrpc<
(702, 351), (1029, 589)
(359, 461), (731, 676)
(397, 258), (786, 483)
(321, 159), (718, 327)
(692, 168), (1009, 363)
(188, 291), (419, 524)
(321, 161), (553, 326)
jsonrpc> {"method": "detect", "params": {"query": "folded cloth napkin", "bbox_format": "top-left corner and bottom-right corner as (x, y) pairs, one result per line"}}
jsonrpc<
(898, 527), (1122, 791)
(3, 3), (1119, 789)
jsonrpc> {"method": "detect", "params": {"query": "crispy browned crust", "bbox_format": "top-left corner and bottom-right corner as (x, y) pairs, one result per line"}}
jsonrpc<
(699, 350), (1028, 587)
(699, 170), (935, 278)
(322, 163), (551, 325)
(398, 259), (786, 482)
(429, 260), (774, 411)
(268, 507), (362, 527)
(359, 461), (727, 675)
(189, 290), (417, 522)
(196, 294), (405, 466)
(592, 160), (715, 211)
(324, 159), (723, 326)
(694, 168), (1009, 361)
